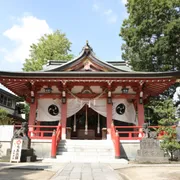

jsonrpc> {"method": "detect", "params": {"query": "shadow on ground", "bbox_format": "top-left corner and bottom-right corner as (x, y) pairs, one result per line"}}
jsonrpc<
(0, 166), (54, 180)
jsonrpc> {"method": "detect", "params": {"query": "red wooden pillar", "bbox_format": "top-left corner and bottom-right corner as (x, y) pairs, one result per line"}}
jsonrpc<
(137, 98), (145, 126)
(61, 102), (67, 139)
(28, 98), (37, 132)
(106, 100), (112, 140)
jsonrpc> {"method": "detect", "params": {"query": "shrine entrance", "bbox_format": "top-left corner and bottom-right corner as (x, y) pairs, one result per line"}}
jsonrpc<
(66, 105), (106, 139)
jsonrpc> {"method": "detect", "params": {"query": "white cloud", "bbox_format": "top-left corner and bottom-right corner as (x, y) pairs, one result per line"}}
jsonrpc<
(93, 3), (118, 24)
(2, 15), (52, 63)
(107, 15), (118, 24)
(121, 0), (127, 4)
(104, 9), (117, 24)
(0, 48), (8, 53)
(104, 9), (112, 15)
(92, 3), (99, 11)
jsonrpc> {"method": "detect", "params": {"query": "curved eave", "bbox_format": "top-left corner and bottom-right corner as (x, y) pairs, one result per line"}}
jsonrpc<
(0, 70), (179, 101)
(0, 70), (180, 78)
(44, 50), (127, 72)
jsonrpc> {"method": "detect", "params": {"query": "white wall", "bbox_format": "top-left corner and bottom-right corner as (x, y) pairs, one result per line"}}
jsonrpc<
(0, 125), (14, 157)
(0, 125), (14, 141)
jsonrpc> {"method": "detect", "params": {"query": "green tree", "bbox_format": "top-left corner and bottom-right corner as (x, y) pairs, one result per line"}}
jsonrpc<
(120, 0), (180, 72)
(23, 30), (73, 71)
(0, 108), (14, 125)
(153, 98), (180, 160)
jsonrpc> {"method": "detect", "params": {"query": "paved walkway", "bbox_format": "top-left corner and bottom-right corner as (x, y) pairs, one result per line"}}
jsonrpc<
(1, 161), (180, 180)
(51, 163), (122, 180)
(0, 162), (123, 180)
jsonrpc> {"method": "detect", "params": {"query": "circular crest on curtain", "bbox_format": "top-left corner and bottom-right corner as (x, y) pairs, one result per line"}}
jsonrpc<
(48, 105), (59, 116)
(116, 103), (126, 115)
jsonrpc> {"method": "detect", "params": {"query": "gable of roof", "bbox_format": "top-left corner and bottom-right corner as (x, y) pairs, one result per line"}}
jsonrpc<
(42, 41), (131, 72)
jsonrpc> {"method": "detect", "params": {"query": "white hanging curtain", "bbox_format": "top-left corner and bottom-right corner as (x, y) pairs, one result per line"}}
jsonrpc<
(67, 99), (86, 118)
(36, 97), (136, 124)
(37, 98), (61, 122)
(67, 98), (107, 118)
(89, 99), (107, 117)
(112, 99), (137, 125)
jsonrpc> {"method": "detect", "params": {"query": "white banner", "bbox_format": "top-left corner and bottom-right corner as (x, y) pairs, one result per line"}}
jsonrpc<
(37, 99), (61, 122)
(112, 99), (137, 125)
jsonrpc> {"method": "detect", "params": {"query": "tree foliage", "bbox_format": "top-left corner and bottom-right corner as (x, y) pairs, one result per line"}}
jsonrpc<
(23, 30), (73, 71)
(0, 108), (14, 125)
(152, 98), (180, 160)
(120, 0), (180, 72)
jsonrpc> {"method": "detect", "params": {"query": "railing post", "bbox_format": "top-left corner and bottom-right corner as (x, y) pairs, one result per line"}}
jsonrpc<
(51, 130), (57, 158)
(115, 131), (120, 159)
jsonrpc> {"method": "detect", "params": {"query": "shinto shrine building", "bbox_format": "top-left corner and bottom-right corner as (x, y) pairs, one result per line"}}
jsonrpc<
(0, 42), (179, 142)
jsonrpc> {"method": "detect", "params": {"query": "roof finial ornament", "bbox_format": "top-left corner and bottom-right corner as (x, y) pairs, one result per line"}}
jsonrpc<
(81, 40), (93, 54)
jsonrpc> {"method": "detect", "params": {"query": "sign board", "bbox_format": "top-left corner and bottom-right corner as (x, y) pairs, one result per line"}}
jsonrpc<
(10, 139), (23, 163)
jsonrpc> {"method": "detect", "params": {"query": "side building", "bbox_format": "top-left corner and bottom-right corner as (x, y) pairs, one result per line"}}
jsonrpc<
(0, 88), (25, 124)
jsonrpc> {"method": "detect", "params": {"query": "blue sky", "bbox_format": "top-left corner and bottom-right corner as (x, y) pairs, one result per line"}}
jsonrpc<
(0, 0), (128, 72)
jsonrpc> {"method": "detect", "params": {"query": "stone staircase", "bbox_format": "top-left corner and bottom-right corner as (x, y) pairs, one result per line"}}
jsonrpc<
(56, 140), (116, 162)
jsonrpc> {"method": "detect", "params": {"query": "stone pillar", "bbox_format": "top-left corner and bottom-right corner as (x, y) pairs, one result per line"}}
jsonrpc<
(106, 100), (112, 140)
(137, 99), (145, 126)
(61, 102), (67, 140)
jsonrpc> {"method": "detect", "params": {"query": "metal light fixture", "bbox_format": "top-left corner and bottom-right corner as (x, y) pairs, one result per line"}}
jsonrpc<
(44, 86), (52, 93)
(139, 91), (143, 104)
(121, 87), (129, 94)
(30, 90), (35, 104)
(62, 90), (66, 104)
(31, 97), (35, 104)
(107, 91), (112, 104)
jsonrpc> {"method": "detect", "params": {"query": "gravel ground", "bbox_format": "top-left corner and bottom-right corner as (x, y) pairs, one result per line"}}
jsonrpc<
(116, 166), (180, 180)
(0, 169), (55, 180)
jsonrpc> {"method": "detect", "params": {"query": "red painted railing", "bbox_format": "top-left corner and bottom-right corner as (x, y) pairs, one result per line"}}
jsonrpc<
(28, 125), (58, 139)
(51, 124), (61, 158)
(56, 124), (61, 147)
(111, 123), (120, 158)
(14, 125), (58, 139)
(14, 124), (168, 141)
(115, 125), (160, 140)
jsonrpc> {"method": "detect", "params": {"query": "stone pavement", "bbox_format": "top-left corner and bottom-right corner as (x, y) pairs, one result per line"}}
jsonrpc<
(1, 161), (180, 180)
(50, 163), (123, 180)
(0, 162), (124, 180)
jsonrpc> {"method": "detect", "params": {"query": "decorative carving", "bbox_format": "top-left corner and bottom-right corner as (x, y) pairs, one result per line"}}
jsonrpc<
(81, 86), (94, 94)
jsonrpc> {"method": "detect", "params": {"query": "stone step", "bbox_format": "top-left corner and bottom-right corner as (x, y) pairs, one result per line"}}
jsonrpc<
(57, 147), (114, 152)
(58, 144), (113, 149)
(56, 140), (115, 162)
(59, 140), (113, 145)
(56, 151), (114, 156)
(42, 157), (128, 164)
(58, 144), (113, 147)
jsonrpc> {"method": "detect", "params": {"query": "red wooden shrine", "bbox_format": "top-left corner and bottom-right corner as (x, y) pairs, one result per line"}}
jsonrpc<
(0, 42), (179, 141)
